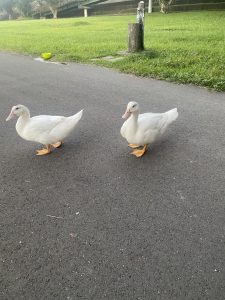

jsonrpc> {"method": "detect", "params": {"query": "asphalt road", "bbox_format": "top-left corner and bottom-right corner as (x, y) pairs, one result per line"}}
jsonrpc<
(1, 53), (225, 300)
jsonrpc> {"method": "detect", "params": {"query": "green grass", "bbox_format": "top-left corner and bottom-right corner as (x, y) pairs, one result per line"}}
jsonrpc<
(0, 11), (225, 91)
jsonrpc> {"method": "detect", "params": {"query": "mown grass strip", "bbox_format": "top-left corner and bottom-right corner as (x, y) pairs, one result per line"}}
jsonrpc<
(0, 11), (224, 91)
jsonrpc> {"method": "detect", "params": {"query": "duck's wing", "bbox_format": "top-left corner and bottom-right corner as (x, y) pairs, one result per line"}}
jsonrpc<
(138, 113), (167, 131)
(24, 115), (65, 136)
(139, 109), (178, 134)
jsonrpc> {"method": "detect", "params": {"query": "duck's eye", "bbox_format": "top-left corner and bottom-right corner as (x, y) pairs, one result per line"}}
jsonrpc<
(15, 107), (19, 110)
(132, 104), (136, 108)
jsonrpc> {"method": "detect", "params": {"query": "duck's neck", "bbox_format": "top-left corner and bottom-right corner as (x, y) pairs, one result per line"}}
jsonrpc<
(128, 110), (139, 131)
(16, 110), (30, 133)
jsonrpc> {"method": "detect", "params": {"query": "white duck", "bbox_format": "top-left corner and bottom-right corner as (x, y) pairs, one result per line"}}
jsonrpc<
(6, 104), (83, 155)
(120, 101), (178, 157)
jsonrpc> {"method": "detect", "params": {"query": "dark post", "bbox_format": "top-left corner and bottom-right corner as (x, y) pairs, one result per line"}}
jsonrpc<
(128, 1), (145, 52)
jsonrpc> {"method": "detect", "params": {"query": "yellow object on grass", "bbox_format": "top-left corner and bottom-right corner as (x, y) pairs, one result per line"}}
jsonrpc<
(41, 53), (52, 60)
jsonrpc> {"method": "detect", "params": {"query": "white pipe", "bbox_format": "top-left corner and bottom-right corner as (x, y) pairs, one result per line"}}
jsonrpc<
(148, 0), (152, 13)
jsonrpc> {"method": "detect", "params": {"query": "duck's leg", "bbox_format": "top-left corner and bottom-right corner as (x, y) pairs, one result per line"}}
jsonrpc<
(52, 141), (63, 148)
(128, 144), (139, 148)
(36, 145), (52, 155)
(131, 144), (148, 157)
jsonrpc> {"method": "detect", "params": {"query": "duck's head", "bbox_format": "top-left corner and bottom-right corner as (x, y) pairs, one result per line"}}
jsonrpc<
(122, 101), (139, 119)
(6, 105), (29, 121)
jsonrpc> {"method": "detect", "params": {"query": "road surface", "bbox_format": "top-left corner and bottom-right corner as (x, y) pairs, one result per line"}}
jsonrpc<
(0, 53), (225, 299)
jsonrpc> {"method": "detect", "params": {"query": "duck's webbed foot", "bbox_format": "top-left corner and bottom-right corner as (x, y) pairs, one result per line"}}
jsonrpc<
(36, 145), (52, 156)
(52, 141), (63, 148)
(131, 144), (148, 157)
(128, 144), (139, 148)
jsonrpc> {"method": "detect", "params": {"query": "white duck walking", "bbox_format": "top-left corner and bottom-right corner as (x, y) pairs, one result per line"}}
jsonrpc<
(120, 101), (178, 157)
(6, 104), (83, 155)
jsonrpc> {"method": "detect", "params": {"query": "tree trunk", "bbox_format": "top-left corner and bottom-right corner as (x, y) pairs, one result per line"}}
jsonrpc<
(7, 8), (14, 20)
(128, 23), (144, 52)
(159, 1), (168, 13)
(49, 6), (58, 18)
(160, 3), (166, 13)
(53, 9), (57, 19)
(159, 0), (174, 13)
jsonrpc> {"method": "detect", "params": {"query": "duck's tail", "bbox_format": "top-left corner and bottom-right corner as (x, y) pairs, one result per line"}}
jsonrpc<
(159, 108), (178, 135)
(67, 109), (83, 126)
(50, 109), (83, 141)
(166, 108), (178, 124)
(63, 109), (84, 133)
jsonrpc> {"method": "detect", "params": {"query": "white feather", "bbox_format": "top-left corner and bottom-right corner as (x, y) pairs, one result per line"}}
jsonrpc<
(12, 105), (83, 145)
(121, 102), (178, 146)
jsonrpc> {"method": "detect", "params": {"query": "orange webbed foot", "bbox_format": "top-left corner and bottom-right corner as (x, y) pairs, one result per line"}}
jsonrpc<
(52, 141), (63, 148)
(130, 144), (148, 157)
(128, 144), (139, 148)
(36, 145), (52, 156)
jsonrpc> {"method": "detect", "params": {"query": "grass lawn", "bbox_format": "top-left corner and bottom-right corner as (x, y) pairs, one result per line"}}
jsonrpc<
(0, 11), (225, 91)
